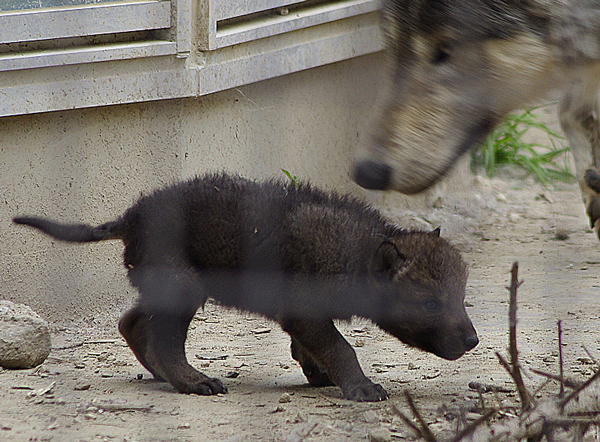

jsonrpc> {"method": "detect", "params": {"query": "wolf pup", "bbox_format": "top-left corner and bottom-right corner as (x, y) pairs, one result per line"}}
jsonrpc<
(353, 0), (600, 239)
(14, 173), (478, 402)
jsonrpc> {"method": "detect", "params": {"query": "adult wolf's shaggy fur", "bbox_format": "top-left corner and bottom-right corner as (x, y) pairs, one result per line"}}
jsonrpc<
(14, 173), (478, 401)
(353, 0), (600, 238)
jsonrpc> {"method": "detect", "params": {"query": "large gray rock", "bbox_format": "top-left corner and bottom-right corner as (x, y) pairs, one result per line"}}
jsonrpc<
(0, 300), (51, 369)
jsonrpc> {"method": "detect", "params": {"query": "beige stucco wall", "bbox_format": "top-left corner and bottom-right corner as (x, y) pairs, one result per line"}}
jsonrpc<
(1, 53), (468, 323)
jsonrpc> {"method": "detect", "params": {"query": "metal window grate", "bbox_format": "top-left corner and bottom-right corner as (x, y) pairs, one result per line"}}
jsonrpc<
(200, 0), (379, 50)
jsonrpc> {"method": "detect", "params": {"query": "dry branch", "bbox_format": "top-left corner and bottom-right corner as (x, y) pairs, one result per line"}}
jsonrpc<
(398, 261), (600, 441)
(404, 390), (438, 442)
(506, 262), (531, 411)
(530, 368), (584, 389)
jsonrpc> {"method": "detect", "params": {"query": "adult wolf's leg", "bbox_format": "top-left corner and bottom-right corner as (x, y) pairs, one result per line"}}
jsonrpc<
(559, 77), (600, 238)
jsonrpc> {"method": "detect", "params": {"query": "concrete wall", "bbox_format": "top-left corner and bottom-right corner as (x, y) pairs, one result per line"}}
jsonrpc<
(1, 53), (467, 323)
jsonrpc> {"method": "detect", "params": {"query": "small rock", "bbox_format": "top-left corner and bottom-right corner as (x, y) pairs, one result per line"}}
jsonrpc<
(177, 423), (191, 430)
(508, 213), (520, 222)
(46, 421), (59, 430)
(251, 327), (271, 335)
(362, 410), (380, 423)
(74, 382), (91, 391)
(279, 392), (292, 403)
(535, 193), (553, 203)
(0, 301), (51, 369)
(423, 369), (441, 380)
(195, 353), (228, 361)
(369, 427), (391, 442)
(27, 381), (55, 398)
(555, 228), (570, 240)
(285, 421), (318, 442)
(496, 193), (507, 202)
(225, 371), (239, 378)
(472, 175), (491, 189)
(354, 339), (365, 347)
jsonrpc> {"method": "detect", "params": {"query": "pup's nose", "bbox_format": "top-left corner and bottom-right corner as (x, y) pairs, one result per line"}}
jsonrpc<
(353, 161), (391, 190)
(464, 334), (479, 351)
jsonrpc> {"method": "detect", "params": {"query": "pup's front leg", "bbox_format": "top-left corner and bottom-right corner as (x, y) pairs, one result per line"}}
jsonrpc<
(280, 318), (387, 402)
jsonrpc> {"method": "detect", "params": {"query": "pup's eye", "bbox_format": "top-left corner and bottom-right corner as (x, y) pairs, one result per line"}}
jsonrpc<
(425, 300), (438, 310)
(432, 43), (451, 64)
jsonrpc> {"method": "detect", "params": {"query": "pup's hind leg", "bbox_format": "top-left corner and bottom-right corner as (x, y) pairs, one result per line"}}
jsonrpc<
(142, 312), (226, 395)
(280, 318), (387, 402)
(559, 78), (600, 238)
(128, 266), (226, 395)
(290, 338), (334, 387)
(118, 306), (165, 381)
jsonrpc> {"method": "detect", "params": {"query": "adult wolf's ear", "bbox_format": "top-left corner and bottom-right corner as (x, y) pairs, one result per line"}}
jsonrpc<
(520, 0), (553, 20)
(430, 227), (441, 237)
(371, 240), (410, 279)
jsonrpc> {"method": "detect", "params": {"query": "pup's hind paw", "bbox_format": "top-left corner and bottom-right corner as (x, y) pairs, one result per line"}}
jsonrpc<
(343, 381), (388, 402)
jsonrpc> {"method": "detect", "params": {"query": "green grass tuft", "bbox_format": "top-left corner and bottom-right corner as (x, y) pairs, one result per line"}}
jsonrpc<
(280, 168), (300, 189)
(471, 104), (575, 185)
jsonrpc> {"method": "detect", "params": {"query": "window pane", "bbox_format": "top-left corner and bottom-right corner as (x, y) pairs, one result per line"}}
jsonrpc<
(0, 0), (116, 12)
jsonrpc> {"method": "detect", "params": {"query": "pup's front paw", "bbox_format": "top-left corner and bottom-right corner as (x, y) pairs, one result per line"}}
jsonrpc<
(343, 381), (388, 402)
(179, 377), (227, 395)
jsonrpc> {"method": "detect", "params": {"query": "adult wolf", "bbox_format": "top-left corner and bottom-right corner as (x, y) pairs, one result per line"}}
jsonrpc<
(353, 0), (600, 238)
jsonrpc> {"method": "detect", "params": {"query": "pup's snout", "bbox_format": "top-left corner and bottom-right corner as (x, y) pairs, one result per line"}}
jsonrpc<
(353, 160), (391, 190)
(464, 333), (479, 351)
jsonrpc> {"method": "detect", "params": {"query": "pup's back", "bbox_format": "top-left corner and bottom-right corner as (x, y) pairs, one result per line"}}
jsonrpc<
(117, 173), (400, 276)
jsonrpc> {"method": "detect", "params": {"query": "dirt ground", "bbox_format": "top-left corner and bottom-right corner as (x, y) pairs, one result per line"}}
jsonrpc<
(1, 166), (599, 441)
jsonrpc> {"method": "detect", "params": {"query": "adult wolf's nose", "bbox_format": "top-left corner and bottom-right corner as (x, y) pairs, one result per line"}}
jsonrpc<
(464, 334), (479, 351)
(353, 160), (391, 190)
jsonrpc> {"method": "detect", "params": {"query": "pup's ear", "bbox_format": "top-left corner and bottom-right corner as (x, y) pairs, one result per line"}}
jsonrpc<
(371, 240), (410, 279)
(430, 227), (441, 237)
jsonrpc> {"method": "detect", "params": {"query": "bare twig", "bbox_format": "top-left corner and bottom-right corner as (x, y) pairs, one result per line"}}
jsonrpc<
(449, 408), (497, 442)
(582, 345), (600, 368)
(468, 381), (513, 394)
(93, 403), (154, 412)
(392, 404), (425, 439)
(404, 390), (438, 442)
(561, 367), (600, 410)
(558, 320), (565, 398)
(505, 262), (532, 412)
(530, 368), (584, 389)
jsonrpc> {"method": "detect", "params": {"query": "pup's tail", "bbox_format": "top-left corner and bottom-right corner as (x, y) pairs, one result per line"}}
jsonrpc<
(13, 216), (123, 243)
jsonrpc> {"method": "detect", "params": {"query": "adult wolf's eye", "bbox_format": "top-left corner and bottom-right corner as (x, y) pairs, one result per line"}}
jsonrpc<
(432, 43), (451, 64)
(425, 300), (438, 310)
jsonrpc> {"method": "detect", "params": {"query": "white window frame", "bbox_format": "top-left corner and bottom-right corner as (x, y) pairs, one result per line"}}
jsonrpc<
(0, 0), (383, 117)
